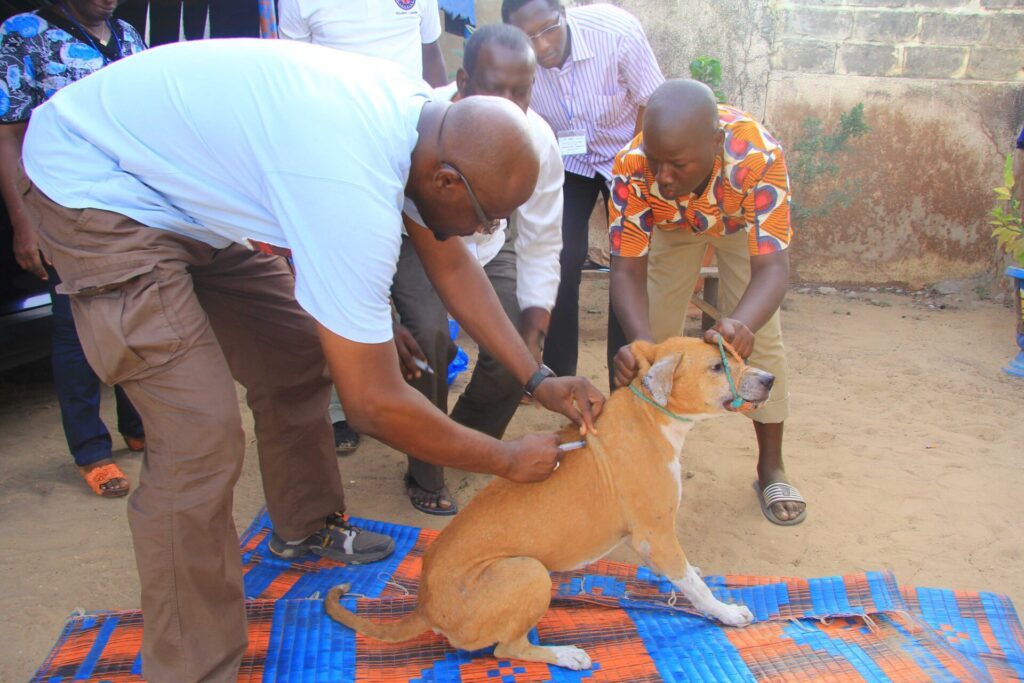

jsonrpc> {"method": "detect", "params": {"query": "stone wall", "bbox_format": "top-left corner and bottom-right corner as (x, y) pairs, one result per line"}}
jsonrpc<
(468, 0), (1024, 284)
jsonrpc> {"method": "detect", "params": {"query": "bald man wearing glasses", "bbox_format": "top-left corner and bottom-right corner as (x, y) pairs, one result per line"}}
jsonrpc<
(18, 40), (601, 682)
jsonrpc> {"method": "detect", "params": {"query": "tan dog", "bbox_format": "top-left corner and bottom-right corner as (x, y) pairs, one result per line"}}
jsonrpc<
(325, 337), (774, 670)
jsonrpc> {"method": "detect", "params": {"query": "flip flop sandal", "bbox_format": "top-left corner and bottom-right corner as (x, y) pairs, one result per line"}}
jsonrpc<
(80, 463), (130, 498)
(405, 474), (458, 516)
(754, 480), (807, 526)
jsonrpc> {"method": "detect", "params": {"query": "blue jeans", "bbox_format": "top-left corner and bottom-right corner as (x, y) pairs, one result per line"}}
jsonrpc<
(47, 267), (144, 467)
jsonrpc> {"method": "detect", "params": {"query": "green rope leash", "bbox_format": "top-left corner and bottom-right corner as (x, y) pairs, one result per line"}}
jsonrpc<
(717, 335), (745, 410)
(627, 383), (693, 423)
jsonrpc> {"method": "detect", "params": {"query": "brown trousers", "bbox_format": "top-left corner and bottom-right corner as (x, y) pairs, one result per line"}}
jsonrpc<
(20, 170), (345, 682)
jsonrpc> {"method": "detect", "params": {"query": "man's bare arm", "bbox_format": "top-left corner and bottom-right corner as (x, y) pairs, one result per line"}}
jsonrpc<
(318, 324), (561, 482)
(406, 220), (605, 431)
(0, 122), (46, 279)
(421, 40), (449, 88)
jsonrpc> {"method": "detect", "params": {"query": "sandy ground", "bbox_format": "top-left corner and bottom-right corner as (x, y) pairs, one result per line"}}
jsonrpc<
(2, 278), (1023, 681)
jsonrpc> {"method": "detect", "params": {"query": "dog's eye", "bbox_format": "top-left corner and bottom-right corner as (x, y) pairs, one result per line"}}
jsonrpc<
(712, 362), (724, 372)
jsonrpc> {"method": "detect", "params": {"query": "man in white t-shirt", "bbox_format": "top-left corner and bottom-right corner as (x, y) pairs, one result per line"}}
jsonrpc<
(19, 39), (603, 683)
(395, 24), (563, 514)
(279, 0), (448, 86)
(279, 0), (448, 452)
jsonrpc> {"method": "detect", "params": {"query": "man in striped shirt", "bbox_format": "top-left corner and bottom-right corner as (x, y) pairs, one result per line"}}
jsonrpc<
(503, 0), (664, 378)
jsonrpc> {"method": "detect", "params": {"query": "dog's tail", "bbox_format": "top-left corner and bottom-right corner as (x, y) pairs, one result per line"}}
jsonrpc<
(324, 584), (430, 643)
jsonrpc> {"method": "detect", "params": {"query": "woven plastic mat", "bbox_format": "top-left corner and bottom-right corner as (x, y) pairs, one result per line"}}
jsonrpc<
(32, 510), (1024, 681)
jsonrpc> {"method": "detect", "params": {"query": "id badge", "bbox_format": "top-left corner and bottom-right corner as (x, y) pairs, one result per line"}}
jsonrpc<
(557, 128), (587, 156)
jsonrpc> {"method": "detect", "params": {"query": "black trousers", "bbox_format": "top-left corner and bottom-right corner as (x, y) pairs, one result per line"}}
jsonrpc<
(542, 171), (609, 378)
(116, 0), (260, 45)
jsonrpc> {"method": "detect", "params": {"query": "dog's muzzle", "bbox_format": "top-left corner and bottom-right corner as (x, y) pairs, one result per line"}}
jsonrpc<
(735, 368), (775, 408)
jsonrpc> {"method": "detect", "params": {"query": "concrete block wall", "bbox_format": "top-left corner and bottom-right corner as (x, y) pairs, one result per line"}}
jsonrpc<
(774, 0), (1024, 80)
(769, 0), (1023, 283)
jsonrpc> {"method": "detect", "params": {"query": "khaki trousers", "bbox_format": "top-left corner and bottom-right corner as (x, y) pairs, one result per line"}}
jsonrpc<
(647, 227), (789, 424)
(20, 171), (344, 682)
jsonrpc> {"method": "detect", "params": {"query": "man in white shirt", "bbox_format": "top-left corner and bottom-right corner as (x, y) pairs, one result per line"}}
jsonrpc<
(279, 0), (448, 86)
(279, 0), (449, 452)
(395, 24), (564, 514)
(19, 39), (602, 683)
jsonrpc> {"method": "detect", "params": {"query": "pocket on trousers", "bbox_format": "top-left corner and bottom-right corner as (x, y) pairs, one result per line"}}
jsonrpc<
(72, 275), (183, 385)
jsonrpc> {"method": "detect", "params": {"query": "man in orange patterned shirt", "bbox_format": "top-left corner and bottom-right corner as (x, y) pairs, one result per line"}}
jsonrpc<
(608, 79), (805, 525)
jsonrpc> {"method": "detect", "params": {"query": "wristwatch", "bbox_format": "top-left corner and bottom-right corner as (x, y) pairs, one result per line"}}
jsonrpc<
(524, 364), (556, 397)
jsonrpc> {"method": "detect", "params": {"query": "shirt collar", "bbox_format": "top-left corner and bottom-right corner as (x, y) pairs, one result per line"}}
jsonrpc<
(562, 9), (594, 65)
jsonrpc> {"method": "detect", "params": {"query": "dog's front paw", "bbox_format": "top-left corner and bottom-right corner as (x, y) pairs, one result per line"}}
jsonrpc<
(715, 603), (754, 627)
(551, 645), (593, 670)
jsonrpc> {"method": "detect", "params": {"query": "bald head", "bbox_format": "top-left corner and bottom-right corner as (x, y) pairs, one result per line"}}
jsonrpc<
(644, 79), (719, 145)
(443, 96), (538, 209)
(641, 79), (724, 199)
(409, 95), (539, 239)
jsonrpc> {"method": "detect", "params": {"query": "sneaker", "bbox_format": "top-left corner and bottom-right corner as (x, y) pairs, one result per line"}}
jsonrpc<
(332, 420), (361, 455)
(268, 513), (394, 565)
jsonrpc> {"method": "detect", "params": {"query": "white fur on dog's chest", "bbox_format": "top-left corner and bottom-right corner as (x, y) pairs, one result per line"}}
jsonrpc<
(660, 422), (696, 502)
(658, 420), (702, 455)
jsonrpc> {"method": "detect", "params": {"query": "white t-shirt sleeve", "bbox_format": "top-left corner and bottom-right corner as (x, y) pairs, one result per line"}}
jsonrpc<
(278, 0), (312, 42)
(419, 0), (442, 45)
(264, 172), (400, 343)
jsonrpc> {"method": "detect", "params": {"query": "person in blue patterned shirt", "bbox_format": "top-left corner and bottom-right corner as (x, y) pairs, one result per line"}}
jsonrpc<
(0, 0), (147, 498)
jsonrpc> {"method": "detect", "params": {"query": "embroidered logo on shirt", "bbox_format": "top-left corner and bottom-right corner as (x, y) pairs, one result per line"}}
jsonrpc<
(394, 0), (417, 9)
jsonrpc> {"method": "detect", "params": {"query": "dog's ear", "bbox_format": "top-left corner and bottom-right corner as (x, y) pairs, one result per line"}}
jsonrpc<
(642, 352), (683, 406)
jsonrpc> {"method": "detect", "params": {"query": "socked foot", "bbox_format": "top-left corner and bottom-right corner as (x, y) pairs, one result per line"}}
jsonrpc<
(757, 469), (806, 524)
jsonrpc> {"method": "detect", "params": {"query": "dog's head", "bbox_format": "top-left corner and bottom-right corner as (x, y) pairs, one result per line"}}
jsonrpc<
(629, 337), (775, 416)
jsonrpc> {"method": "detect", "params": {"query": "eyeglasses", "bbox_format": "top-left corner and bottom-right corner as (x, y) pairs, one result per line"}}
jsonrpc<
(441, 162), (502, 234)
(437, 105), (503, 234)
(527, 14), (563, 42)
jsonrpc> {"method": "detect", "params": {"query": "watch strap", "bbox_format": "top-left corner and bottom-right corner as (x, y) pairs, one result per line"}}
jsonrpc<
(524, 364), (556, 397)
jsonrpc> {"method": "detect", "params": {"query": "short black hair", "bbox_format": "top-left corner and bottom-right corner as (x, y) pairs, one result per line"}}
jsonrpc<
(463, 24), (534, 78)
(500, 0), (561, 24)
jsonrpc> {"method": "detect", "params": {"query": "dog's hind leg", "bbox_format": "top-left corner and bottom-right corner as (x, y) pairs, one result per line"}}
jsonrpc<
(443, 557), (591, 670)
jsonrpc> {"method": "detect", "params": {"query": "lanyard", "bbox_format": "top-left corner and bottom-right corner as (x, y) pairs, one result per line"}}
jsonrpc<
(60, 4), (123, 64)
(558, 63), (576, 125)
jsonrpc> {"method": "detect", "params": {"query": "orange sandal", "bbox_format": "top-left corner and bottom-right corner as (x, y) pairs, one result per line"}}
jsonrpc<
(79, 462), (130, 498)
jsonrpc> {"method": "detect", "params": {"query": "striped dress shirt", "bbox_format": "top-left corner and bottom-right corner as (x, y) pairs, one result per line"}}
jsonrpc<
(528, 3), (664, 180)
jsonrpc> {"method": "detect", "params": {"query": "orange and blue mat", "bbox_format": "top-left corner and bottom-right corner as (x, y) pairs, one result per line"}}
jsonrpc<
(33, 510), (1024, 681)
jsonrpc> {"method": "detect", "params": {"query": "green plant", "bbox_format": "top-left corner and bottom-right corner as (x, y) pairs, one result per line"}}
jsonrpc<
(990, 154), (1024, 267)
(789, 103), (870, 221)
(689, 56), (725, 103)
